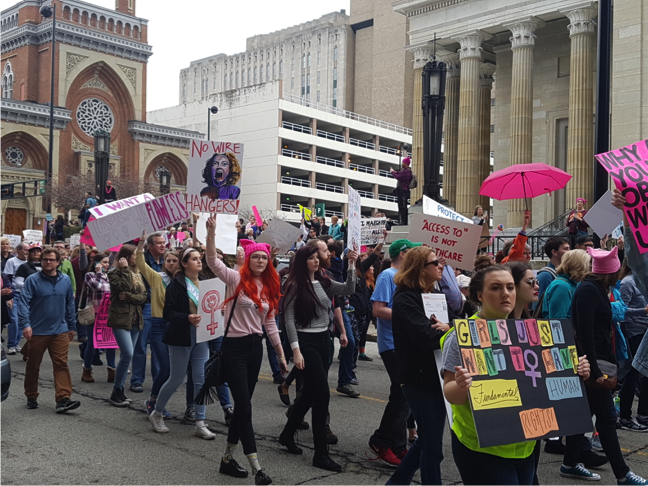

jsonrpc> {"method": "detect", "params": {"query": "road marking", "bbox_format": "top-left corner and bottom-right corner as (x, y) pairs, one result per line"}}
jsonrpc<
(621, 448), (648, 457)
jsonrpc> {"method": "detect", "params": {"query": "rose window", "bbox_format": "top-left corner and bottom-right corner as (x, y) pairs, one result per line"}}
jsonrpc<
(76, 98), (115, 136)
(4, 146), (24, 166)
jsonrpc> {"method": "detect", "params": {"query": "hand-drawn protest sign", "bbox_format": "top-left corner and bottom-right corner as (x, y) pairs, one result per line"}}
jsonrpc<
(360, 218), (386, 246)
(423, 195), (472, 223)
(256, 218), (303, 253)
(595, 140), (648, 253)
(407, 213), (482, 269)
(93, 294), (118, 349)
(347, 187), (362, 253)
(2, 234), (22, 248)
(186, 140), (244, 214)
(454, 318), (592, 448)
(22, 229), (42, 245)
(69, 234), (81, 248)
(583, 190), (623, 238)
(87, 191), (190, 251)
(197, 278), (226, 343)
(89, 193), (154, 218)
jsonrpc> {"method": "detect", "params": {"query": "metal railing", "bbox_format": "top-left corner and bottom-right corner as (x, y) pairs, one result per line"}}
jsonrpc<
(282, 121), (312, 134)
(349, 163), (375, 174)
(485, 235), (567, 260)
(281, 176), (311, 188)
(281, 148), (311, 161)
(315, 155), (344, 168)
(326, 209), (344, 217)
(379, 146), (398, 156)
(280, 204), (301, 213)
(315, 182), (344, 194)
(317, 129), (344, 142)
(378, 169), (394, 178)
(527, 208), (574, 236)
(349, 138), (375, 150)
(379, 194), (398, 203)
(356, 189), (374, 199)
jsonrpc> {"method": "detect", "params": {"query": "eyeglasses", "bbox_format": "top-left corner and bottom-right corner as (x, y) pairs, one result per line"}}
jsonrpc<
(42, 258), (58, 263)
(525, 279), (539, 287)
(425, 260), (440, 267)
(250, 254), (268, 260)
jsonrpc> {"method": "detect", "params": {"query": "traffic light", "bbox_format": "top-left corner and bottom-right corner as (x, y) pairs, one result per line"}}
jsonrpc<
(1, 184), (14, 198)
(38, 180), (46, 195)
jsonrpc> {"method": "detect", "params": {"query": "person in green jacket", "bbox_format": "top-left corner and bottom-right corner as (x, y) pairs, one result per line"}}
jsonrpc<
(54, 241), (76, 294)
(541, 249), (591, 319)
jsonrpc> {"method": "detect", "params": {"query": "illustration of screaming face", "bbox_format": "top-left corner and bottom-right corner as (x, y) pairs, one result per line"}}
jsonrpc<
(211, 155), (230, 185)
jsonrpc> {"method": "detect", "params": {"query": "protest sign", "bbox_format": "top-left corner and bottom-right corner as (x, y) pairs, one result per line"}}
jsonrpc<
(256, 218), (303, 252)
(252, 206), (263, 226)
(583, 190), (623, 238)
(197, 278), (227, 343)
(347, 187), (362, 253)
(407, 213), (482, 269)
(87, 191), (190, 251)
(3, 234), (21, 248)
(453, 318), (592, 448)
(360, 218), (386, 246)
(22, 229), (42, 245)
(186, 140), (244, 214)
(422, 195), (472, 223)
(89, 193), (154, 218)
(69, 234), (80, 248)
(298, 204), (312, 220)
(422, 293), (449, 323)
(595, 140), (648, 253)
(194, 213), (238, 254)
(93, 294), (118, 349)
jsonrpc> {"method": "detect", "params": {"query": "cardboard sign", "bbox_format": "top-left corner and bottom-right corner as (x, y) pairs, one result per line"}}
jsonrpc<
(422, 195), (472, 223)
(87, 191), (190, 251)
(22, 229), (42, 245)
(89, 193), (154, 218)
(407, 213), (482, 269)
(454, 318), (592, 448)
(583, 190), (624, 238)
(595, 140), (648, 253)
(93, 294), (118, 349)
(194, 213), (238, 255)
(2, 234), (22, 248)
(360, 218), (386, 246)
(255, 218), (303, 253)
(347, 186), (362, 253)
(196, 278), (227, 343)
(69, 234), (81, 248)
(186, 140), (244, 214)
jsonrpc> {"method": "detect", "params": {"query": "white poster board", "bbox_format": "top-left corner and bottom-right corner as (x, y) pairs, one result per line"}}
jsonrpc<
(186, 140), (244, 214)
(407, 213), (482, 270)
(3, 234), (22, 248)
(256, 218), (303, 253)
(422, 195), (472, 223)
(583, 190), (624, 238)
(69, 234), (81, 248)
(347, 186), (362, 253)
(89, 193), (154, 218)
(22, 230), (43, 245)
(196, 278), (227, 343)
(194, 213), (238, 255)
(360, 218), (387, 246)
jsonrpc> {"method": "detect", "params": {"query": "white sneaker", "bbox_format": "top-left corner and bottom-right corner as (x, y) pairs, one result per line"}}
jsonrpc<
(194, 423), (216, 440)
(15, 345), (21, 352)
(148, 411), (169, 433)
(6, 347), (16, 355)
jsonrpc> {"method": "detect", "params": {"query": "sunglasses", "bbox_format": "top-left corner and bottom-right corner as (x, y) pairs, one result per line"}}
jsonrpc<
(425, 260), (440, 267)
(525, 278), (540, 287)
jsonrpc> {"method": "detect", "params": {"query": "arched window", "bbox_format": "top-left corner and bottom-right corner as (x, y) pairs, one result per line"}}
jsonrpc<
(266, 63), (270, 78)
(2, 62), (14, 99)
(273, 62), (276, 77)
(247, 68), (251, 84)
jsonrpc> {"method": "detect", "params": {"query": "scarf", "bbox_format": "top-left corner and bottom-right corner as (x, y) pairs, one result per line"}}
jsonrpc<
(160, 272), (171, 289)
(185, 277), (200, 308)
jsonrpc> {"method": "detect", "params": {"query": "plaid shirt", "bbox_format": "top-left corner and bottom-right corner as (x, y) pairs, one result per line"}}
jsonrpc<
(84, 271), (110, 310)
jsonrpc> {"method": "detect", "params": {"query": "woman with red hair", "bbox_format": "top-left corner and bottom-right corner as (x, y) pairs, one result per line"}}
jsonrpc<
(205, 215), (287, 486)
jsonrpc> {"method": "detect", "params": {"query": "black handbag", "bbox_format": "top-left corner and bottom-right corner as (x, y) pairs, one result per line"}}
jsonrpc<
(194, 295), (238, 405)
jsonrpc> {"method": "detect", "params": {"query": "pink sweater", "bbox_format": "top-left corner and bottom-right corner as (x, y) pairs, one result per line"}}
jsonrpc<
(206, 255), (281, 346)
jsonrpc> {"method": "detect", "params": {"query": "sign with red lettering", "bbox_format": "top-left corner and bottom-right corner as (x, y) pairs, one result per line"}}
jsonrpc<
(186, 139), (244, 214)
(407, 213), (482, 269)
(93, 294), (118, 349)
(595, 140), (648, 254)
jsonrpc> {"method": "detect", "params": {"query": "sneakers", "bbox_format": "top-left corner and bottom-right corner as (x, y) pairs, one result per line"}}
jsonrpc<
(110, 388), (130, 407)
(544, 439), (566, 455)
(7, 347), (16, 355)
(56, 397), (81, 414)
(637, 415), (648, 427)
(194, 423), (216, 440)
(145, 401), (171, 418)
(148, 411), (169, 433)
(358, 353), (373, 362)
(351, 376), (359, 386)
(130, 383), (144, 393)
(580, 450), (609, 469)
(224, 407), (234, 425)
(619, 418), (648, 432)
(25, 398), (38, 410)
(183, 406), (196, 422)
(560, 464), (601, 481)
(618, 472), (648, 485)
(326, 425), (338, 445)
(336, 384), (360, 398)
(590, 433), (603, 451)
(313, 454), (342, 472)
(368, 441), (401, 468)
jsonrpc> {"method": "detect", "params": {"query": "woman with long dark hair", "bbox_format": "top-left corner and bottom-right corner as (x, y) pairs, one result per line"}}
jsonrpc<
(278, 245), (357, 472)
(205, 216), (287, 485)
(504, 261), (538, 319)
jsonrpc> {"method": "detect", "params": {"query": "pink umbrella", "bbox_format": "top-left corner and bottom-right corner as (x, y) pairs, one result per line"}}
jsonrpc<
(479, 163), (572, 210)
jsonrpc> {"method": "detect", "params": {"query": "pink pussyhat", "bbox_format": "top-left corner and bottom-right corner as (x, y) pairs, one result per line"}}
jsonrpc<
(587, 246), (620, 274)
(402, 157), (411, 166)
(239, 239), (271, 261)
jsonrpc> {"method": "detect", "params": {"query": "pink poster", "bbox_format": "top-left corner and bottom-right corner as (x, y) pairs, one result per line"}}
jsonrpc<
(93, 294), (118, 349)
(595, 140), (648, 253)
(252, 205), (263, 226)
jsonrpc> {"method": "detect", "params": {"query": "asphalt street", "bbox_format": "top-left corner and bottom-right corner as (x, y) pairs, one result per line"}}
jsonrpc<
(2, 339), (647, 485)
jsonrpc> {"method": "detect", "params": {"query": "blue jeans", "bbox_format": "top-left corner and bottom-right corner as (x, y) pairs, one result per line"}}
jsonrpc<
(83, 321), (115, 369)
(155, 327), (209, 420)
(8, 296), (21, 348)
(209, 336), (232, 410)
(131, 303), (158, 387)
(113, 327), (140, 391)
(337, 311), (356, 387)
(387, 385), (446, 485)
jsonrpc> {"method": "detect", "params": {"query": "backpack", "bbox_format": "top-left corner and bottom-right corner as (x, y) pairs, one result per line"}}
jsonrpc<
(532, 267), (557, 318)
(409, 171), (418, 190)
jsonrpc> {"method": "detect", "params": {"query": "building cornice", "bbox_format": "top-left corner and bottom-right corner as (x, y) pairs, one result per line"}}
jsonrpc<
(1, 98), (72, 129)
(2, 0), (149, 25)
(393, 0), (470, 18)
(127, 121), (204, 149)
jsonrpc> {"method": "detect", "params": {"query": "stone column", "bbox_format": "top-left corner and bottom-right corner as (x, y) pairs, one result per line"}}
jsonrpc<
(441, 54), (460, 207)
(479, 64), (495, 211)
(504, 17), (544, 227)
(454, 31), (492, 217)
(562, 3), (597, 206)
(410, 46), (434, 205)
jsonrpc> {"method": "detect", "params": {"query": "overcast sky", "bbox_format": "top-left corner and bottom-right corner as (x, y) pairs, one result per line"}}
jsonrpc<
(1, 0), (350, 111)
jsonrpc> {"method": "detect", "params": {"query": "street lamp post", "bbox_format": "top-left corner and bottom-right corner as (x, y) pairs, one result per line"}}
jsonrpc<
(40, 2), (56, 212)
(207, 106), (218, 141)
(93, 130), (111, 205)
(159, 167), (171, 195)
(422, 58), (447, 203)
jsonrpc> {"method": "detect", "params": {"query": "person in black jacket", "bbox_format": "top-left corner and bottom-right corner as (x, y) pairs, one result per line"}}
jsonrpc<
(388, 246), (452, 485)
(1, 273), (14, 333)
(147, 247), (215, 441)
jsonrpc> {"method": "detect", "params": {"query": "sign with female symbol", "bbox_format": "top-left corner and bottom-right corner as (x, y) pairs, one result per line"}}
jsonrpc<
(197, 278), (226, 343)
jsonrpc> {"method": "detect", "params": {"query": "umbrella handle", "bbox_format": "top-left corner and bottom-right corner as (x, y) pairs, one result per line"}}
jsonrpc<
(522, 173), (529, 211)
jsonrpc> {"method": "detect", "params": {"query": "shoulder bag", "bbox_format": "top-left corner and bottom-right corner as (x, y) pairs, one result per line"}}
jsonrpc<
(77, 283), (95, 326)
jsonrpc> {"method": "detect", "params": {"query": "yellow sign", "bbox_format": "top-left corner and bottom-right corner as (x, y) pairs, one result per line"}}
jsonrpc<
(469, 379), (523, 411)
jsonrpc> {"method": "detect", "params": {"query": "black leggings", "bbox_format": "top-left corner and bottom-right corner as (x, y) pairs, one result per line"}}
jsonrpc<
(222, 334), (263, 455)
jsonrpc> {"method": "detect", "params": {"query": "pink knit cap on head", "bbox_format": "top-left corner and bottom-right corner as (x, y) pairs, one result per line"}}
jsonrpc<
(587, 246), (620, 274)
(402, 157), (411, 166)
(240, 239), (271, 261)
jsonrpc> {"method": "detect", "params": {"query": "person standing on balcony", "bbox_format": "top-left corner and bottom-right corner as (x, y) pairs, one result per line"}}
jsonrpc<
(567, 198), (590, 248)
(390, 157), (413, 226)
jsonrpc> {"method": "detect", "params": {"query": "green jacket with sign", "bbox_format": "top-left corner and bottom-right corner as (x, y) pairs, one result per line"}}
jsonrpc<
(107, 266), (147, 330)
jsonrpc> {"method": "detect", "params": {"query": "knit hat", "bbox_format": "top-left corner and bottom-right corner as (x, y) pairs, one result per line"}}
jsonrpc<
(402, 157), (411, 166)
(240, 239), (271, 261)
(389, 239), (422, 258)
(587, 246), (620, 274)
(456, 274), (471, 289)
